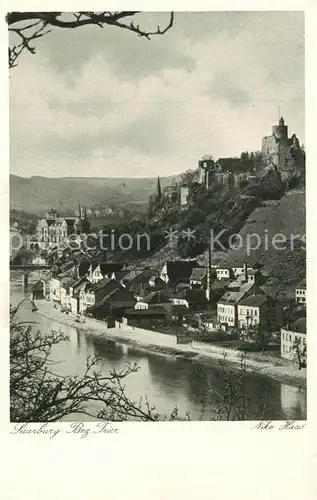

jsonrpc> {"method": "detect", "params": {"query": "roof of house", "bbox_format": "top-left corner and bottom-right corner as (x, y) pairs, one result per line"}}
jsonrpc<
(218, 282), (255, 306)
(215, 157), (241, 171)
(174, 289), (208, 304)
(190, 267), (207, 281)
(238, 294), (268, 308)
(71, 276), (90, 292)
(60, 261), (75, 273)
(100, 262), (126, 274)
(289, 318), (307, 334)
(89, 288), (135, 311)
(216, 263), (232, 270)
(142, 291), (171, 304)
(112, 270), (130, 282)
(247, 269), (260, 275)
(211, 278), (231, 291)
(127, 269), (157, 284)
(89, 277), (113, 293)
(79, 261), (91, 277)
(176, 282), (192, 290)
(60, 276), (76, 288)
(163, 260), (199, 282)
(296, 279), (306, 290)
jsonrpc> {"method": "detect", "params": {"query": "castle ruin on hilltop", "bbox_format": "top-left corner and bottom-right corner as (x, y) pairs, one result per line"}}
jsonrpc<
(197, 115), (305, 191)
(260, 116), (304, 181)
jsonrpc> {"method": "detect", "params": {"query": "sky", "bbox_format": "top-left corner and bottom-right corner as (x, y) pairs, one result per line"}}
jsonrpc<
(9, 11), (305, 179)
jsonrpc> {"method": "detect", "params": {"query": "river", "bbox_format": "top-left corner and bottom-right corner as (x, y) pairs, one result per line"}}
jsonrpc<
(10, 275), (307, 421)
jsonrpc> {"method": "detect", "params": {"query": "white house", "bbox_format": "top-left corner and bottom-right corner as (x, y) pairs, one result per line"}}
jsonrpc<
(281, 318), (306, 361)
(217, 281), (261, 327)
(189, 267), (207, 289)
(216, 266), (233, 280)
(88, 264), (103, 284)
(50, 277), (62, 302)
(134, 291), (173, 320)
(295, 280), (306, 304)
(237, 294), (282, 332)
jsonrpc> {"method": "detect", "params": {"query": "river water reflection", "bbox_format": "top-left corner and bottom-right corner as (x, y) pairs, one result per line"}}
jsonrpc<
(10, 281), (307, 421)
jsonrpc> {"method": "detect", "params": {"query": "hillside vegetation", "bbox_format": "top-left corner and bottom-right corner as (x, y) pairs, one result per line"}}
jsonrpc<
(109, 172), (306, 286)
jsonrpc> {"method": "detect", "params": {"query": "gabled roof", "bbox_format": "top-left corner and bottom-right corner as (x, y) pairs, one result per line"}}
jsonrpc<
(89, 279), (124, 301)
(296, 279), (306, 290)
(89, 287), (135, 310)
(60, 276), (75, 288)
(79, 261), (91, 277)
(89, 277), (112, 292)
(290, 317), (306, 334)
(163, 260), (199, 282)
(215, 158), (241, 171)
(99, 262), (126, 275)
(218, 282), (255, 306)
(142, 291), (171, 304)
(59, 261), (75, 273)
(238, 294), (268, 308)
(71, 276), (89, 291)
(211, 278), (231, 291)
(173, 289), (208, 304)
(112, 270), (130, 282)
(127, 269), (157, 284)
(216, 264), (232, 270)
(190, 267), (207, 281)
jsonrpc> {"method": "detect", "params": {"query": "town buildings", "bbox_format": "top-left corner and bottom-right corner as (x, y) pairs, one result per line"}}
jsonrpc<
(281, 318), (306, 361)
(160, 260), (198, 289)
(295, 280), (306, 304)
(36, 206), (90, 249)
(238, 294), (282, 332)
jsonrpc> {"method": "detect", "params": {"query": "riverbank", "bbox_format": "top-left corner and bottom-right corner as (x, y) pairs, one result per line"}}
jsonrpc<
(31, 298), (306, 390)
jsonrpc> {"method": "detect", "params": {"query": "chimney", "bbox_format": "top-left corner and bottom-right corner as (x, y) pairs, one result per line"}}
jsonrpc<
(74, 263), (79, 279)
(244, 261), (248, 283)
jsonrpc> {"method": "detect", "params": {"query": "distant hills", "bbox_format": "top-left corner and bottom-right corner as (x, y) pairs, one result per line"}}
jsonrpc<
(10, 174), (181, 214)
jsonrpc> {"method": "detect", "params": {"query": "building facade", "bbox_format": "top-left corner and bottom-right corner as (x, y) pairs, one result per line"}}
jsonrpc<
(36, 206), (90, 249)
(281, 319), (307, 361)
(295, 281), (306, 304)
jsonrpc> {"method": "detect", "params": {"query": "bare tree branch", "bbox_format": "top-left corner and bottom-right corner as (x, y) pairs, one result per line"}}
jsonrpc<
(7, 11), (174, 68)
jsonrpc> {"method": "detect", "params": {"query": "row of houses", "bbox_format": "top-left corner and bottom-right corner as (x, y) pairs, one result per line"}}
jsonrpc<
(32, 253), (306, 363)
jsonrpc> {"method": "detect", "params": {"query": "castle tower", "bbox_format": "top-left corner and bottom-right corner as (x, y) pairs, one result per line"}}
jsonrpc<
(272, 116), (288, 141)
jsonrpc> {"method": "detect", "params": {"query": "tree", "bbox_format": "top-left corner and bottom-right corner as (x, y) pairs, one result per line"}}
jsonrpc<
(156, 176), (162, 202)
(292, 339), (307, 370)
(248, 324), (269, 354)
(181, 168), (199, 186)
(10, 304), (160, 422)
(199, 353), (267, 420)
(7, 11), (174, 69)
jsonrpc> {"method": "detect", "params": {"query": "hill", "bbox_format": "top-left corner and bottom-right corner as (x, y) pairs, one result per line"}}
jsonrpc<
(224, 189), (305, 279)
(131, 182), (306, 287)
(10, 174), (181, 214)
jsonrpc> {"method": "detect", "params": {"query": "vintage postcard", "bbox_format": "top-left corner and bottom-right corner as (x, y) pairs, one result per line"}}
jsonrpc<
(2, 3), (315, 500)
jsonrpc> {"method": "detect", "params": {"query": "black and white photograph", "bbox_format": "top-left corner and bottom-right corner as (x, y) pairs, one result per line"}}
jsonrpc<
(8, 10), (307, 423)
